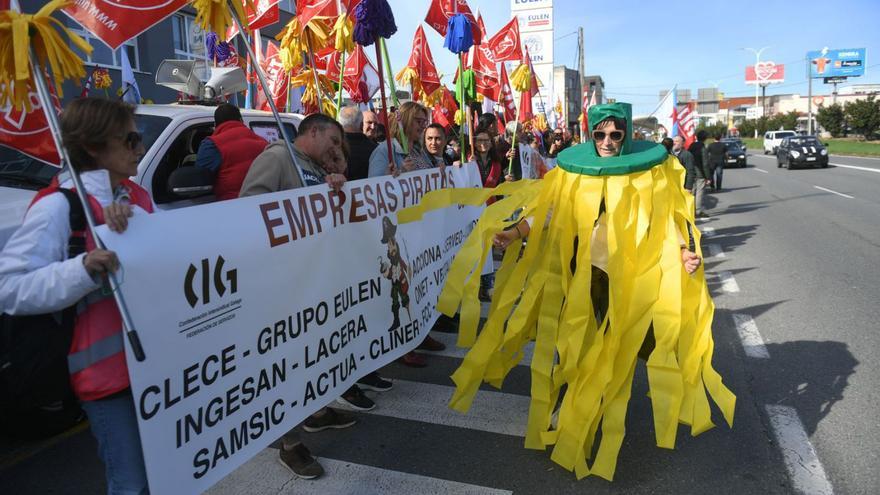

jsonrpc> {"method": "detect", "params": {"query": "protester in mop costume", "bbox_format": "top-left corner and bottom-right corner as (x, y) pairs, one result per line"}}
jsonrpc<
(379, 216), (411, 332)
(398, 102), (736, 481)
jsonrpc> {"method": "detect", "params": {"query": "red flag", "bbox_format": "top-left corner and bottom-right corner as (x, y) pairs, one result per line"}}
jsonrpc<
(313, 46), (342, 81)
(580, 88), (597, 137)
(344, 45), (380, 103)
(424, 0), (482, 45)
(432, 86), (458, 129)
(498, 64), (516, 123)
(472, 15), (499, 100)
(227, 0), (281, 39)
(255, 42), (289, 112)
(63, 0), (189, 50)
(517, 49), (536, 123)
(405, 26), (441, 98)
(298, 0), (339, 26)
(674, 102), (697, 149)
(487, 18), (522, 63)
(1, 78), (62, 166)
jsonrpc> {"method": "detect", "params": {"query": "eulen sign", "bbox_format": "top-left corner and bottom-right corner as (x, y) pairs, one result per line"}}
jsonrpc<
(745, 61), (785, 85)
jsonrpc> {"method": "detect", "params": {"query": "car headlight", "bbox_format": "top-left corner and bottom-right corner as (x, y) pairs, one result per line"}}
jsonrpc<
(790, 150), (801, 158)
(738, 154), (745, 159)
(820, 149), (828, 156)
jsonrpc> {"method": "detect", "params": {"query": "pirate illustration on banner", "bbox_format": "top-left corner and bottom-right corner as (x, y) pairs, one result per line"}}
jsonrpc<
(379, 216), (412, 331)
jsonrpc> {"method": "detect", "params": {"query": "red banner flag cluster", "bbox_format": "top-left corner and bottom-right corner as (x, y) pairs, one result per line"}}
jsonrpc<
(343, 45), (380, 103)
(255, 41), (288, 112)
(62, 0), (189, 50)
(0, 75), (62, 166)
(424, 0), (482, 45)
(471, 15), (498, 100)
(401, 26), (441, 100)
(498, 63), (516, 123)
(227, 0), (281, 39)
(487, 17), (522, 63)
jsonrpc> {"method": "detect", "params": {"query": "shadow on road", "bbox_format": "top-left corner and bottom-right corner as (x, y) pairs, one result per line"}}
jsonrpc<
(700, 224), (757, 255)
(710, 192), (827, 216)
(758, 340), (858, 435)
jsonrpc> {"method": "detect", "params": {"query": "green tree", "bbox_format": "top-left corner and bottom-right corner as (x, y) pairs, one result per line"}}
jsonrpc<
(816, 104), (846, 137)
(845, 95), (880, 140)
(697, 121), (727, 138)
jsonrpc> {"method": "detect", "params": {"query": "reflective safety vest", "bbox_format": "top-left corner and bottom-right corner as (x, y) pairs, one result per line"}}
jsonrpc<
(35, 181), (155, 401)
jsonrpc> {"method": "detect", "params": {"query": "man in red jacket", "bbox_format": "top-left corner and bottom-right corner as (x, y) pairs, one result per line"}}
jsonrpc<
(196, 104), (268, 200)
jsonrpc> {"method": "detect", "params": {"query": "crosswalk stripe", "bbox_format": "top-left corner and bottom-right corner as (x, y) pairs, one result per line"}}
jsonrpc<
(421, 331), (535, 366)
(207, 450), (513, 495)
(358, 379), (529, 437)
(707, 270), (740, 293)
(705, 243), (726, 260)
(701, 226), (716, 238)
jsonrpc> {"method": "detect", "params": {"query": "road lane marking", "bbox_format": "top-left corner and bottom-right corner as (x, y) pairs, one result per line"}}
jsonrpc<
(753, 168), (769, 173)
(355, 380), (530, 437)
(731, 314), (769, 359)
(707, 271), (739, 293)
(208, 451), (513, 495)
(829, 162), (880, 174)
(422, 331), (535, 366)
(766, 405), (834, 495)
(813, 185), (854, 199)
(701, 226), (716, 238)
(705, 243), (726, 260)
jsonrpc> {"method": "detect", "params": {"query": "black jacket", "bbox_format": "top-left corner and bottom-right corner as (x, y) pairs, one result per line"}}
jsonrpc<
(687, 141), (712, 179)
(345, 132), (378, 181)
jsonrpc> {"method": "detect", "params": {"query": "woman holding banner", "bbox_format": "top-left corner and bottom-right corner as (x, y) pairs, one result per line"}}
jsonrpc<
(0, 98), (153, 494)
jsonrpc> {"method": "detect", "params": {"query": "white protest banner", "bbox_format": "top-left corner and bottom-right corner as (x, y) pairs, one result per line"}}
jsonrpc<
(99, 165), (483, 494)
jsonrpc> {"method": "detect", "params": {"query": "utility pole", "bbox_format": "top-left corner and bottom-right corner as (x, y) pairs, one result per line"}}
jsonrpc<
(807, 54), (813, 135)
(744, 46), (770, 138)
(577, 27), (585, 140)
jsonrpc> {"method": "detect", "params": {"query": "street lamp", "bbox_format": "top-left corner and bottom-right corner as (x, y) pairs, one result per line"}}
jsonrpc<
(743, 46), (770, 138)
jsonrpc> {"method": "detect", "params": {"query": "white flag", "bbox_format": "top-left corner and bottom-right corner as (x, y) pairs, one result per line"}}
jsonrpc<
(120, 48), (141, 105)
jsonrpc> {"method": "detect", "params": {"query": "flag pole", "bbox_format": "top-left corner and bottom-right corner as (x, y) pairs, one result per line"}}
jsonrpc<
(373, 40), (395, 166)
(336, 50), (347, 116)
(26, 53), (147, 361)
(507, 102), (522, 177)
(380, 38), (408, 154)
(228, 1), (302, 184)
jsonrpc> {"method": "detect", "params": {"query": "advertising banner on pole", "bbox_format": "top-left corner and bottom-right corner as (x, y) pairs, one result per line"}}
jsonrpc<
(745, 61), (785, 85)
(807, 48), (867, 78)
(99, 166), (483, 494)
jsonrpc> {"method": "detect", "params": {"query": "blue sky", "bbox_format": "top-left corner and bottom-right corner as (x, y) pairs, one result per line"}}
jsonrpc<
(379, 0), (880, 114)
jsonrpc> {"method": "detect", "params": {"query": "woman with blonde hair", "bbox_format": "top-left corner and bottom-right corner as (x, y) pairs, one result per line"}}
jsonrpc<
(367, 101), (433, 177)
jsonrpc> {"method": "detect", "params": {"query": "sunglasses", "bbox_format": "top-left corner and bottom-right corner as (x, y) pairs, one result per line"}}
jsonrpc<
(122, 131), (143, 150)
(592, 130), (624, 143)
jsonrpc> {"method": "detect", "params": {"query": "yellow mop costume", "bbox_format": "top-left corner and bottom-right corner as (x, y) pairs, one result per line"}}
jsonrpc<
(399, 102), (735, 481)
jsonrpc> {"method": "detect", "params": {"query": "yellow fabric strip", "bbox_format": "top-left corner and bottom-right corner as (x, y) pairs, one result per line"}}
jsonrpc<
(397, 158), (736, 481)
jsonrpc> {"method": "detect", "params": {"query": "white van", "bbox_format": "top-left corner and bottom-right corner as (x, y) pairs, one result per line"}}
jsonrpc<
(763, 130), (797, 155)
(0, 104), (302, 249)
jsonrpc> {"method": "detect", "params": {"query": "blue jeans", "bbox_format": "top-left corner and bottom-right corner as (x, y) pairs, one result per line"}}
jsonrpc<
(713, 163), (724, 189)
(81, 391), (149, 495)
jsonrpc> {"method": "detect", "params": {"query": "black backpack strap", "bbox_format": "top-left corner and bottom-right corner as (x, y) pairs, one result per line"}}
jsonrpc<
(55, 188), (87, 259)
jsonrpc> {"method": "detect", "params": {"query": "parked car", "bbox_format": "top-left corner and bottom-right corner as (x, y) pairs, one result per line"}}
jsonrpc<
(763, 130), (797, 154)
(0, 104), (302, 249)
(720, 139), (747, 167)
(776, 136), (828, 169)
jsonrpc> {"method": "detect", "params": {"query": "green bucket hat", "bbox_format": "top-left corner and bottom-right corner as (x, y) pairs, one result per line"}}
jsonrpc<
(556, 102), (667, 176)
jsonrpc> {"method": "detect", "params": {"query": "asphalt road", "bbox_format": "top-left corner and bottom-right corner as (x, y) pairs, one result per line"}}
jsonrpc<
(1, 151), (877, 494)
